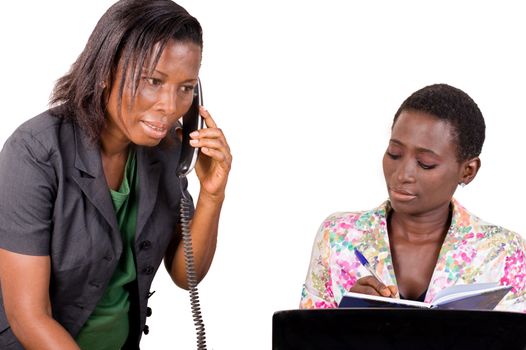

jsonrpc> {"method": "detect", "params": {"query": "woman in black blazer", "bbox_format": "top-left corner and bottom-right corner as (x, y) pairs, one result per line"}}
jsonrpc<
(0, 1), (231, 349)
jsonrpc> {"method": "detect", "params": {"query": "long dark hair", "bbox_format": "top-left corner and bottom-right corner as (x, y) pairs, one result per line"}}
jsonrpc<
(51, 0), (203, 141)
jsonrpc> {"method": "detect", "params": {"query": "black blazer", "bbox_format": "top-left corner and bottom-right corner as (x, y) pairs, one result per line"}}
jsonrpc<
(0, 109), (192, 349)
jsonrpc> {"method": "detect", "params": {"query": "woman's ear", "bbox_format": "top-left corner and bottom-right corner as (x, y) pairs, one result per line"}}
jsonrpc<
(459, 157), (481, 186)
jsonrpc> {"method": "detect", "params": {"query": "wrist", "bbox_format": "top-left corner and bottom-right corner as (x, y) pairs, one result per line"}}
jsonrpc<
(197, 189), (225, 207)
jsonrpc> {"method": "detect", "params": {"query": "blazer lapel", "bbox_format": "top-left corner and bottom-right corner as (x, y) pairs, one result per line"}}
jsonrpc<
(71, 124), (120, 236)
(136, 147), (161, 240)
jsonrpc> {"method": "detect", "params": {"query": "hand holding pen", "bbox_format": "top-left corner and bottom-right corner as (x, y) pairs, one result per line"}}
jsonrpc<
(352, 248), (399, 298)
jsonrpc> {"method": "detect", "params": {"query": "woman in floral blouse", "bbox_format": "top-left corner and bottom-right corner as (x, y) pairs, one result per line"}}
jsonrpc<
(300, 84), (526, 313)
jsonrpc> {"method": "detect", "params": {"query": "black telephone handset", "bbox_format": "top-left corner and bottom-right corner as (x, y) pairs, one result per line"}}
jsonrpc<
(176, 79), (208, 350)
(176, 79), (204, 177)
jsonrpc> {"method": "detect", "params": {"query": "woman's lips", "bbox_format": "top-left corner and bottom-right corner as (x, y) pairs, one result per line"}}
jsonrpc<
(141, 120), (168, 139)
(389, 188), (417, 202)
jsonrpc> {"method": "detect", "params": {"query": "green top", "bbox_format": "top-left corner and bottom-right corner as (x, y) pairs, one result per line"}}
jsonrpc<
(76, 149), (138, 350)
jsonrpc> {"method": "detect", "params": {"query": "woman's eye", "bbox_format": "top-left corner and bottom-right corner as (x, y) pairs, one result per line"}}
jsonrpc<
(143, 77), (162, 86)
(386, 152), (400, 160)
(418, 161), (437, 170)
(180, 85), (195, 94)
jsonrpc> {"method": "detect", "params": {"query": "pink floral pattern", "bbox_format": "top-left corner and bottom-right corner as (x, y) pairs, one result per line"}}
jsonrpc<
(300, 199), (526, 313)
(500, 250), (526, 293)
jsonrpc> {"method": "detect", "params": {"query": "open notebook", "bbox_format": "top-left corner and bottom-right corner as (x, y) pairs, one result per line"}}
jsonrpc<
(339, 283), (512, 310)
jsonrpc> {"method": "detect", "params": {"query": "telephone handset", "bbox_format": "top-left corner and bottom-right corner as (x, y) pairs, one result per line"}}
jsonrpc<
(176, 79), (208, 350)
(176, 79), (204, 177)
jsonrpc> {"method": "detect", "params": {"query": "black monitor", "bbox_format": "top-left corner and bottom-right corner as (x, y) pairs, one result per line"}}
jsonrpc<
(273, 308), (526, 350)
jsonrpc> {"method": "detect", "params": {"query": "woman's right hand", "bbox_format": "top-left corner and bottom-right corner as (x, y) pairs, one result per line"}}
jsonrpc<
(349, 276), (398, 298)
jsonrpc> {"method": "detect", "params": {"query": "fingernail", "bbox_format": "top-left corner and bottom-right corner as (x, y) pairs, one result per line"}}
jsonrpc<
(190, 140), (198, 146)
(199, 105), (207, 112)
(190, 131), (199, 138)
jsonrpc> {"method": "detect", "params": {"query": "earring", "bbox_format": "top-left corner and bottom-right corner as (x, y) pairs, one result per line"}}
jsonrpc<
(99, 81), (106, 89)
(459, 182), (466, 188)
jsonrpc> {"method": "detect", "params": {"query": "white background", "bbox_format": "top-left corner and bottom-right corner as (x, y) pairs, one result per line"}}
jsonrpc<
(1, 1), (526, 349)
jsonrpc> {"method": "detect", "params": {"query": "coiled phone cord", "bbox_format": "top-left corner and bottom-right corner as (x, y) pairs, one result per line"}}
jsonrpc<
(179, 177), (207, 350)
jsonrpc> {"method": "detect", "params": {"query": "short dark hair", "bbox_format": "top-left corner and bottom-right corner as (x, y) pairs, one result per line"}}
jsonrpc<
(51, 0), (203, 141)
(393, 84), (486, 161)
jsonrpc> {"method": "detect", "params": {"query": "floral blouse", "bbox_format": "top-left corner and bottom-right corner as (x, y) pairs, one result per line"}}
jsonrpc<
(300, 199), (526, 313)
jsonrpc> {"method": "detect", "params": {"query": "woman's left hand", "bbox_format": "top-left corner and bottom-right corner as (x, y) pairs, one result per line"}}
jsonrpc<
(189, 106), (232, 201)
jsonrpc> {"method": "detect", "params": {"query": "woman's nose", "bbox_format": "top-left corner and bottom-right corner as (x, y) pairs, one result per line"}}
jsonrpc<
(158, 87), (178, 116)
(396, 158), (416, 183)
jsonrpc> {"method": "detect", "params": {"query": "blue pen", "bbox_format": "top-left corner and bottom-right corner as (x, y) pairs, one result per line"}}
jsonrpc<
(354, 248), (385, 284)
(354, 248), (399, 298)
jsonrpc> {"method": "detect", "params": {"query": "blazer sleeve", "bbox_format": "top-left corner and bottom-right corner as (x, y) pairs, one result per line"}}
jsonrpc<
(0, 130), (56, 256)
(300, 217), (338, 309)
